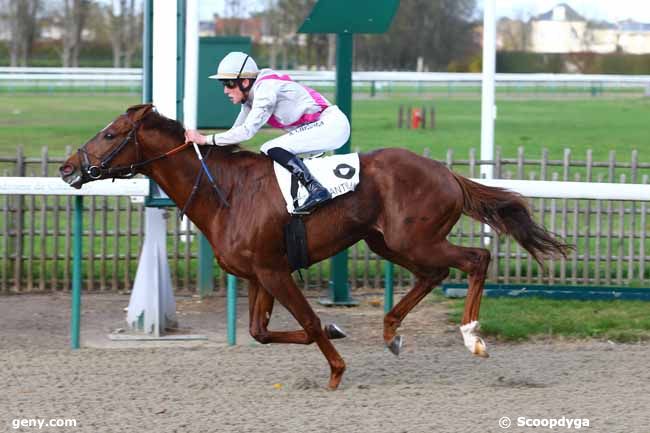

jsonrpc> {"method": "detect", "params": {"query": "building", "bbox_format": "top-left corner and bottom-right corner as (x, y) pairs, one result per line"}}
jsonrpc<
(498, 3), (650, 54)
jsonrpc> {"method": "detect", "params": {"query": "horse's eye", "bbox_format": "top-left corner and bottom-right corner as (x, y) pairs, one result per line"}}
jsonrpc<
(105, 133), (115, 140)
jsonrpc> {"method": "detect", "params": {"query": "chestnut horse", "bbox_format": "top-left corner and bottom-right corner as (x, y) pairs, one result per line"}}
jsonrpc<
(60, 104), (569, 389)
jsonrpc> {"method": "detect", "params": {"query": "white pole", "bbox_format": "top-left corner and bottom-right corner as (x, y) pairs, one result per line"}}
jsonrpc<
(178, 0), (200, 242)
(184, 0), (199, 130)
(480, 0), (496, 180)
(152, 1), (177, 118)
(128, 0), (178, 337)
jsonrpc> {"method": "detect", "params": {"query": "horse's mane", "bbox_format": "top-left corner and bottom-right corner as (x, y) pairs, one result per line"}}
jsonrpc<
(126, 104), (246, 155)
(127, 104), (186, 142)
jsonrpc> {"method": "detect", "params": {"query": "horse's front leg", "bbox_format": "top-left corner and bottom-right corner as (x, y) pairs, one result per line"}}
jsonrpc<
(254, 269), (346, 390)
(248, 281), (346, 344)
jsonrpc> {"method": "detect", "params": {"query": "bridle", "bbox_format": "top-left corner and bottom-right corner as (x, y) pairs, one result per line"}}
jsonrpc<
(77, 108), (190, 182)
(76, 106), (230, 210)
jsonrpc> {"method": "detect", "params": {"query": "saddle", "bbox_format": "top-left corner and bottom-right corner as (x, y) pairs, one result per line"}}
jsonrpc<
(276, 153), (361, 272)
(273, 153), (360, 214)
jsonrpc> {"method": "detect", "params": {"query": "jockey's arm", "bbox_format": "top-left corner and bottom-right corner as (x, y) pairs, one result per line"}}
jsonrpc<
(205, 87), (276, 146)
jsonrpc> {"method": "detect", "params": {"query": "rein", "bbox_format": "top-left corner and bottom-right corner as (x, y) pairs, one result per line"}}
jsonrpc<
(179, 146), (231, 220)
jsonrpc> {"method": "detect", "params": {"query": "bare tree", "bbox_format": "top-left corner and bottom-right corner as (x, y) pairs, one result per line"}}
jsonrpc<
(223, 0), (245, 34)
(567, 20), (600, 73)
(122, 0), (138, 67)
(106, 0), (125, 67)
(497, 9), (532, 52)
(7, 0), (41, 66)
(61, 0), (90, 67)
(327, 33), (335, 69)
(276, 0), (315, 68)
(355, 0), (477, 71)
(102, 0), (139, 67)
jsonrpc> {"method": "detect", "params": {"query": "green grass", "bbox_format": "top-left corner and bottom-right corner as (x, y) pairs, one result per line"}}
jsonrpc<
(442, 293), (650, 342)
(347, 97), (650, 162)
(1, 94), (649, 164)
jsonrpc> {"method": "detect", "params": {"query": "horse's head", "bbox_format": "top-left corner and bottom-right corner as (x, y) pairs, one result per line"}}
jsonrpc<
(59, 104), (155, 188)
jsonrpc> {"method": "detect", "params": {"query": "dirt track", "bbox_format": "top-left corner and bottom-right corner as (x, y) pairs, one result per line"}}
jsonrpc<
(1, 292), (649, 433)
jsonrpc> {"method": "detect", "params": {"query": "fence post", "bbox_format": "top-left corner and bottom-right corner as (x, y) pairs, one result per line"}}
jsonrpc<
(430, 105), (435, 129)
(71, 195), (83, 349)
(227, 274), (237, 345)
(641, 175), (648, 286)
(198, 234), (214, 297)
(384, 261), (394, 314)
(40, 146), (48, 291)
(13, 146), (24, 291)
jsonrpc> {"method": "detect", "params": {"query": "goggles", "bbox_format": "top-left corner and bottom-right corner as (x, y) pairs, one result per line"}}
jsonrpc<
(220, 79), (238, 89)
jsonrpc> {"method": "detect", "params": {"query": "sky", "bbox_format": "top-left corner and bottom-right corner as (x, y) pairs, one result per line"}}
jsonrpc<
(200, 0), (650, 22)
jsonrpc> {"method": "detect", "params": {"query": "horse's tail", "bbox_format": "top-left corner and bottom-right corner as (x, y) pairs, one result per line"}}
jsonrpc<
(451, 172), (571, 264)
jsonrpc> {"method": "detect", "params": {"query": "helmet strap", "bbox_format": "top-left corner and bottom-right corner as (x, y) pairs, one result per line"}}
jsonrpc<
(238, 78), (255, 100)
(235, 54), (253, 102)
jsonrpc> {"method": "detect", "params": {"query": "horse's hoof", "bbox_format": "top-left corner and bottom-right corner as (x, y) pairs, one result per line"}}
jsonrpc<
(325, 324), (347, 340)
(386, 335), (403, 356)
(473, 337), (489, 358)
(460, 321), (489, 358)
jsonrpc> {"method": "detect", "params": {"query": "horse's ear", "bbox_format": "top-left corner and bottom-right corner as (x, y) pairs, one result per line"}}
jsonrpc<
(127, 104), (155, 123)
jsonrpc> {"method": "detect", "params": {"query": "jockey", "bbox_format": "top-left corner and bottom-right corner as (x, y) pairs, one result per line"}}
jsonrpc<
(184, 51), (351, 214)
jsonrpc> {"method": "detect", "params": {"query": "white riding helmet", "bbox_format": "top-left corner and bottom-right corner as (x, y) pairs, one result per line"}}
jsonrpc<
(208, 51), (259, 80)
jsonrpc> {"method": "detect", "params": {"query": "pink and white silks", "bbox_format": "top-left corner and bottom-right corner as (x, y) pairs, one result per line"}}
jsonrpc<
(258, 74), (350, 156)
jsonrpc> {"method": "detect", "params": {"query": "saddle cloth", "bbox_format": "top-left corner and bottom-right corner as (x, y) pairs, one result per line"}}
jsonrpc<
(273, 153), (360, 214)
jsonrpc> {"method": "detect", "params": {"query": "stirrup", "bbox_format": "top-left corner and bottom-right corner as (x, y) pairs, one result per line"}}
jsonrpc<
(293, 189), (331, 214)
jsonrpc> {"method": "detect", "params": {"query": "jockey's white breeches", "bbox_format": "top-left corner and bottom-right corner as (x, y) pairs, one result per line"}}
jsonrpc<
(260, 105), (350, 156)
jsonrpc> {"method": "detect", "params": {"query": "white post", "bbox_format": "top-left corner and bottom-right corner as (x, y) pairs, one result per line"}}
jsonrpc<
(480, 0), (497, 246)
(127, 208), (177, 335)
(179, 0), (200, 242)
(152, 1), (178, 119)
(126, 0), (178, 336)
(480, 0), (496, 180)
(184, 0), (199, 131)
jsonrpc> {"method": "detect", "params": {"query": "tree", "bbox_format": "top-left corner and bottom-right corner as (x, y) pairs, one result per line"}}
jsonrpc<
(497, 8), (532, 52)
(263, 0), (315, 68)
(355, 0), (478, 70)
(7, 0), (41, 66)
(103, 0), (139, 67)
(61, 0), (91, 67)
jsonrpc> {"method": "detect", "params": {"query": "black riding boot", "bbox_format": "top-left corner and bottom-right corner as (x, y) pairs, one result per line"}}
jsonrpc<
(267, 148), (331, 214)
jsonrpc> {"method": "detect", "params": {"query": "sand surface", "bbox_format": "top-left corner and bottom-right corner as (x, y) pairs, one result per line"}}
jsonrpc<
(1, 292), (649, 433)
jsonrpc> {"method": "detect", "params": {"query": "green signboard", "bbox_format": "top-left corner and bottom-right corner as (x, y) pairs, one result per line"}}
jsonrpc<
(298, 0), (399, 34)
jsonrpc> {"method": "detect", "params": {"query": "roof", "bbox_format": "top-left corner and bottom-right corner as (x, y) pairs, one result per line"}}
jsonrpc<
(533, 3), (585, 22)
(617, 19), (650, 32)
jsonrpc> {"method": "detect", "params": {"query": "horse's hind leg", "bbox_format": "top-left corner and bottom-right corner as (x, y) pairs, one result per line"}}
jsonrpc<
(382, 269), (449, 355)
(436, 243), (491, 358)
(366, 234), (449, 355)
(254, 269), (346, 389)
(368, 233), (490, 357)
(247, 281), (346, 344)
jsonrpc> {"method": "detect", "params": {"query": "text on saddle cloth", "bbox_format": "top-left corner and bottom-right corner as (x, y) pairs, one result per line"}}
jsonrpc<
(273, 153), (361, 214)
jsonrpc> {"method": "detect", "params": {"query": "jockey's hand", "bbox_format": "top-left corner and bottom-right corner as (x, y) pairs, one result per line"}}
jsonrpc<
(184, 129), (207, 145)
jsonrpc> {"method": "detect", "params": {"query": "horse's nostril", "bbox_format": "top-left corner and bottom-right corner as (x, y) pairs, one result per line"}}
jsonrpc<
(60, 164), (75, 176)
